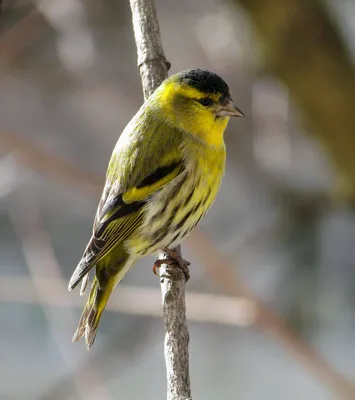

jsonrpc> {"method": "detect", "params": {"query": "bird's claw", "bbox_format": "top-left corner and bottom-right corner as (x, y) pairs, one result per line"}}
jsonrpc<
(152, 248), (191, 281)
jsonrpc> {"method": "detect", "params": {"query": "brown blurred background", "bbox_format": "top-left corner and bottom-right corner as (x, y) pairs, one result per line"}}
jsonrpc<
(1, 0), (355, 399)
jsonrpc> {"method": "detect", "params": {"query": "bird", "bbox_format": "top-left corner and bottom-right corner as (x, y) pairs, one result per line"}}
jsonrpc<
(68, 69), (244, 349)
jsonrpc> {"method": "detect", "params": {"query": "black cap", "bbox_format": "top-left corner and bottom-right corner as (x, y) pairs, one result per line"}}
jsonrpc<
(178, 69), (230, 97)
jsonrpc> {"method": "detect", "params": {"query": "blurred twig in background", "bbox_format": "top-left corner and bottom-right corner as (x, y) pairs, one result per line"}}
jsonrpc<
(0, 276), (256, 326)
(0, 9), (44, 68)
(0, 130), (102, 194)
(0, 275), (255, 327)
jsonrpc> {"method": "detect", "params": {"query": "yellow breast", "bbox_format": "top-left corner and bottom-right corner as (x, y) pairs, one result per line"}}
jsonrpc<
(128, 143), (225, 256)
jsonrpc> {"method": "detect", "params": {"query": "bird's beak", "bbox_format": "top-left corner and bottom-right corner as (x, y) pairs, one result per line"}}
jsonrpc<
(216, 97), (245, 118)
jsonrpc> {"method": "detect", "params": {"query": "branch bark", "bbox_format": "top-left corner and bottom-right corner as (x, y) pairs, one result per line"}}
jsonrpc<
(129, 0), (170, 101)
(129, 1), (192, 399)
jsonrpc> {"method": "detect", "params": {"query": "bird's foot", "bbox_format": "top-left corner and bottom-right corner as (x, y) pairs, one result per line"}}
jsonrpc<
(152, 247), (191, 281)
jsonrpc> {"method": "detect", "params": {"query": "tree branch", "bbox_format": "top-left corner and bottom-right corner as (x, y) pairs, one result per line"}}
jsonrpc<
(128, 1), (192, 399)
(129, 0), (170, 101)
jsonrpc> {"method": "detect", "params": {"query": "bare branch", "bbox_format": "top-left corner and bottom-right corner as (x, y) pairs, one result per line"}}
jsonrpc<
(159, 251), (192, 400)
(129, 1), (192, 399)
(129, 0), (170, 101)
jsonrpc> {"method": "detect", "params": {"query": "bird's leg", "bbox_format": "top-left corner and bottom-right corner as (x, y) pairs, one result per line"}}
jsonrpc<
(153, 258), (174, 277)
(152, 247), (191, 281)
(163, 247), (191, 280)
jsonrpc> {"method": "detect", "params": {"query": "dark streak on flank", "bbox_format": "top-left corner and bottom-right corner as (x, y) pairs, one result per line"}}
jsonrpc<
(148, 173), (186, 223)
(166, 203), (182, 228)
(160, 202), (169, 216)
(191, 200), (202, 214)
(151, 200), (170, 223)
(175, 209), (194, 231)
(150, 201), (182, 249)
(187, 212), (204, 236)
(192, 212), (205, 229)
(183, 187), (195, 208)
(150, 230), (168, 249)
(152, 225), (167, 243)
(170, 231), (181, 245)
(173, 173), (187, 196)
(202, 188), (212, 206)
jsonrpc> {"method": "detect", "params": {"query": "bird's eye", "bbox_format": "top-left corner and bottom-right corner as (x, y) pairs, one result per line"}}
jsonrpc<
(198, 98), (212, 107)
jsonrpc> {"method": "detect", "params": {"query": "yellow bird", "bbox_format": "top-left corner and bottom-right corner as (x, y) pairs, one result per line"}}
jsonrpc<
(68, 69), (244, 349)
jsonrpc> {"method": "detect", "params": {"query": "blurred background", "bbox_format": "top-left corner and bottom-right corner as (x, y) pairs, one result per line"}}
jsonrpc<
(1, 0), (355, 399)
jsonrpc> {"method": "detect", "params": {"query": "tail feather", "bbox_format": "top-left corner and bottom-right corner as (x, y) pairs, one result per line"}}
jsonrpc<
(68, 258), (92, 292)
(72, 304), (90, 343)
(72, 276), (98, 343)
(79, 271), (90, 296)
(72, 256), (134, 349)
(72, 276), (114, 350)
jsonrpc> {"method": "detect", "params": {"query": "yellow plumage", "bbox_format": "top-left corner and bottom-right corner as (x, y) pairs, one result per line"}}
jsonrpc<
(68, 69), (244, 349)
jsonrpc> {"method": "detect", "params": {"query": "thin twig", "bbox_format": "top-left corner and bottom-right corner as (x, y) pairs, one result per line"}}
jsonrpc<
(129, 0), (170, 100)
(0, 275), (255, 327)
(129, 1), (192, 399)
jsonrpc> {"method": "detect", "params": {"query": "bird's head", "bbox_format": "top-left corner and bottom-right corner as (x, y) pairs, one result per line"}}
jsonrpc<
(154, 69), (244, 147)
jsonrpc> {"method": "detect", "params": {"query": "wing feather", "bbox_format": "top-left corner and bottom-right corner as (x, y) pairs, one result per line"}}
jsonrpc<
(68, 159), (184, 291)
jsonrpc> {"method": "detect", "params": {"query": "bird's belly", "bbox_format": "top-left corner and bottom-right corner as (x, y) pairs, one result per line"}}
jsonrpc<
(127, 171), (220, 257)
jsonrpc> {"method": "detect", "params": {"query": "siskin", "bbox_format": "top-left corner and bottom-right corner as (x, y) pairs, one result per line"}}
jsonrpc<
(68, 69), (244, 349)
